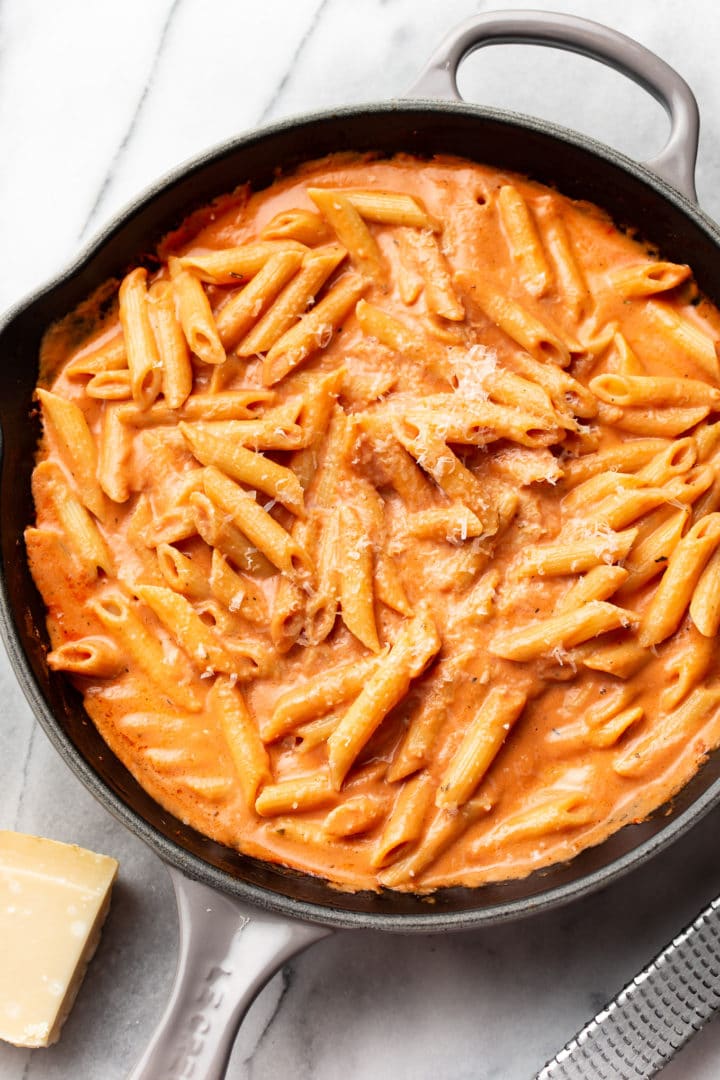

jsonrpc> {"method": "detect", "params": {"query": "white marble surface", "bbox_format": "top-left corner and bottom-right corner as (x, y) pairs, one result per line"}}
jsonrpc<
(3, 1), (720, 1077)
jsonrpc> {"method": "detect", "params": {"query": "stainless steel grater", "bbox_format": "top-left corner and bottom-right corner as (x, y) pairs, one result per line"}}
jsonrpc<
(538, 896), (720, 1078)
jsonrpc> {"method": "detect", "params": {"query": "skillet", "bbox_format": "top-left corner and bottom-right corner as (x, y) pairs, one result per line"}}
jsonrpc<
(2, 11), (720, 1078)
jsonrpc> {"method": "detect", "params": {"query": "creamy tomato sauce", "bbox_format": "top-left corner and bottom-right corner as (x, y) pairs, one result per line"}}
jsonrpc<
(27, 154), (720, 892)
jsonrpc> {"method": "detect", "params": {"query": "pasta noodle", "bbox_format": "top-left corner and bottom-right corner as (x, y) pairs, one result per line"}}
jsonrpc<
(26, 151), (720, 894)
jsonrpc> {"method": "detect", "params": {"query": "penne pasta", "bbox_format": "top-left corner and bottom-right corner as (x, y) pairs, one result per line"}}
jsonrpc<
(202, 467), (311, 577)
(88, 591), (201, 710)
(694, 419), (720, 462)
(644, 301), (720, 379)
(607, 260), (691, 298)
(179, 413), (305, 454)
(125, 390), (273, 425)
(370, 772), (435, 867)
(169, 256), (226, 366)
(262, 272), (369, 385)
(338, 504), (380, 653)
(660, 624), (716, 711)
(577, 639), (649, 679)
(147, 279), (193, 409)
(355, 298), (448, 379)
(209, 548), (267, 624)
(639, 513), (720, 646)
(561, 438), (669, 486)
(323, 794), (388, 837)
(455, 268), (571, 366)
(180, 422), (305, 517)
(261, 209), (329, 245)
(689, 544), (720, 636)
(85, 368), (133, 400)
(534, 195), (590, 318)
(296, 712), (343, 753)
(392, 423), (488, 522)
(691, 476), (720, 521)
(307, 187), (385, 282)
(496, 185), (552, 298)
(178, 240), (307, 284)
(47, 636), (125, 679)
(508, 349), (597, 419)
(608, 331), (646, 376)
(519, 528), (637, 577)
(264, 653), (384, 742)
(379, 797), (493, 887)
(472, 792), (593, 852)
(97, 403), (134, 504)
(190, 490), (274, 576)
(156, 543), (208, 600)
(399, 397), (561, 449)
(556, 564), (629, 611)
(255, 774), (335, 817)
(327, 608), (441, 789)
(134, 583), (267, 679)
(590, 373), (720, 410)
(560, 471), (641, 514)
(591, 483), (686, 532)
(118, 267), (163, 408)
(596, 401), (709, 437)
(36, 389), (104, 519)
(65, 333), (126, 378)
(237, 244), (347, 356)
(374, 551), (412, 616)
(208, 677), (271, 809)
(614, 686), (720, 778)
(616, 506), (690, 599)
(270, 573), (306, 655)
(490, 601), (638, 661)
(304, 507), (341, 643)
(635, 438), (697, 485)
(214, 249), (304, 349)
(587, 704), (647, 747)
(386, 674), (453, 783)
(397, 228), (464, 320)
(33, 461), (112, 576)
(436, 686), (528, 809)
(336, 189), (436, 229)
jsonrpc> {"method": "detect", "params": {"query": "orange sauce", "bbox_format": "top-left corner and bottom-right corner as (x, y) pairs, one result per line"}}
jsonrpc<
(27, 154), (720, 892)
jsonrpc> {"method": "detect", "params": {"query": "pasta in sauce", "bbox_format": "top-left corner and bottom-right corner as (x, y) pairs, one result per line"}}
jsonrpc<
(27, 153), (720, 892)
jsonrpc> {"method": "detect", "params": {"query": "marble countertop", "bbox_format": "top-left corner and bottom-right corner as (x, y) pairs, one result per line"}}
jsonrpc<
(3, 1), (720, 1077)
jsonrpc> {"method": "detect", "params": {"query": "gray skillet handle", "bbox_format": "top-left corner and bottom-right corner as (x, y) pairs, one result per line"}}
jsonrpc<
(127, 867), (331, 1080)
(537, 893), (720, 1078)
(406, 10), (700, 202)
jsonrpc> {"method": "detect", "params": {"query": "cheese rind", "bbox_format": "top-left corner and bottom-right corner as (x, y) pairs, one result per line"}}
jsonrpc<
(0, 830), (118, 1048)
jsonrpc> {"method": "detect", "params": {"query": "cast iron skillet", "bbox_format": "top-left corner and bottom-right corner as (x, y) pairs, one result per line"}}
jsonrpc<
(2, 11), (720, 1078)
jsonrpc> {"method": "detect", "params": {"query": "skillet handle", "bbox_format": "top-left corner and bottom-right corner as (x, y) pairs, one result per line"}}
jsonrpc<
(126, 867), (332, 1080)
(406, 10), (700, 202)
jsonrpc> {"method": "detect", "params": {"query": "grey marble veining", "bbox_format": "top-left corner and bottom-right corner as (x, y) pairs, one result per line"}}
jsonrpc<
(3, 1), (720, 1077)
